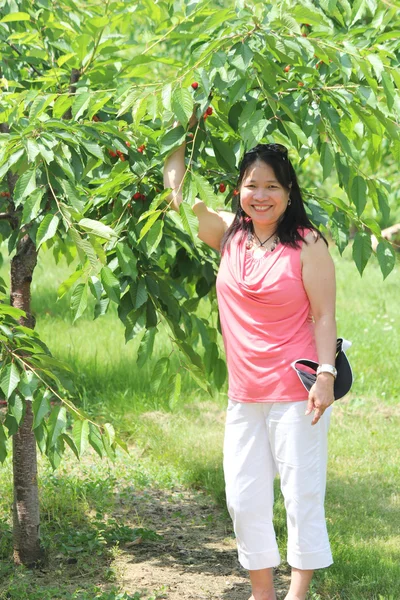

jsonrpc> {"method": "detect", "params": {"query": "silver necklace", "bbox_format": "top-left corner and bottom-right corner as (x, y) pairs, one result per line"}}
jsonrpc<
(246, 230), (280, 253)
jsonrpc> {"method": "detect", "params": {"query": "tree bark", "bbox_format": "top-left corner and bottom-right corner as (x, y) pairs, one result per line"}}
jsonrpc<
(62, 68), (81, 119)
(10, 231), (43, 566)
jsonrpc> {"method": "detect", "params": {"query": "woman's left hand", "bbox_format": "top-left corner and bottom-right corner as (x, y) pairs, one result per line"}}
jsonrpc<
(305, 373), (335, 425)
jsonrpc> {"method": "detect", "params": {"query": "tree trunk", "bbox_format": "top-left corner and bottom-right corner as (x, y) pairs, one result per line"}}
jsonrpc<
(10, 233), (43, 566)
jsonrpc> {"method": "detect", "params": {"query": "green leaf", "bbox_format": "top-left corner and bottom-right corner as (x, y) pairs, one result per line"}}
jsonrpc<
(204, 342), (219, 375)
(171, 87), (194, 128)
(26, 139), (41, 163)
(79, 218), (117, 240)
(182, 175), (197, 206)
(47, 405), (67, 449)
(185, 364), (212, 395)
(34, 422), (47, 454)
(81, 141), (104, 161)
(116, 244), (138, 279)
(0, 363), (20, 399)
(145, 300), (157, 329)
(60, 433), (79, 459)
(146, 220), (164, 256)
(100, 266), (120, 304)
(381, 72), (396, 111)
(159, 126), (186, 155)
(242, 111), (269, 149)
(330, 211), (349, 255)
(72, 93), (91, 120)
(0, 305), (25, 319)
(137, 327), (156, 368)
(192, 172), (218, 207)
(36, 214), (60, 248)
(377, 187), (390, 226)
(71, 282), (88, 322)
(8, 394), (24, 425)
(88, 423), (104, 457)
(130, 279), (148, 309)
(320, 142), (335, 182)
(103, 423), (115, 447)
(350, 176), (367, 217)
(169, 372), (181, 409)
(151, 357), (170, 394)
(211, 137), (237, 172)
(179, 203), (199, 242)
(13, 170), (36, 205)
(376, 241), (396, 280)
(53, 95), (73, 119)
(72, 419), (90, 456)
(213, 358), (227, 390)
(283, 121), (308, 148)
(32, 390), (51, 429)
(0, 423), (8, 464)
(21, 188), (44, 224)
(0, 12), (31, 22)
(59, 179), (85, 213)
(58, 269), (83, 298)
(138, 211), (162, 243)
(352, 232), (372, 275)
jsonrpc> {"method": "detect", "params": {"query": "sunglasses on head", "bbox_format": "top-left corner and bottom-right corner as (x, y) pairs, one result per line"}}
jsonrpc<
(246, 143), (289, 159)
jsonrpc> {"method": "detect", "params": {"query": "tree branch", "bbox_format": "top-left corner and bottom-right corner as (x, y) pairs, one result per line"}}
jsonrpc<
(0, 212), (19, 228)
(5, 41), (43, 77)
(62, 68), (81, 119)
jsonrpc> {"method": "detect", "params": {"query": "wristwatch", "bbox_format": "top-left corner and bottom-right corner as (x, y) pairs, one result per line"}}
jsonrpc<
(316, 364), (337, 379)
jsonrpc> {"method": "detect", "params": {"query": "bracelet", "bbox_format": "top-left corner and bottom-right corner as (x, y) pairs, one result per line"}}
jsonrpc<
(316, 364), (337, 379)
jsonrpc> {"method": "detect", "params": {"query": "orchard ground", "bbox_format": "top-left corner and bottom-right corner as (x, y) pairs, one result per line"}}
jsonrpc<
(0, 244), (399, 600)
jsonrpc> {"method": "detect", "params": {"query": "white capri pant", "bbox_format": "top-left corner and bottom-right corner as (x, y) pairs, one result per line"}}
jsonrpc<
(223, 399), (333, 571)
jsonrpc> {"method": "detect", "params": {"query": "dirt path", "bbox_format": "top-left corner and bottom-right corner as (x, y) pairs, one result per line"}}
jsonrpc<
(114, 487), (290, 600)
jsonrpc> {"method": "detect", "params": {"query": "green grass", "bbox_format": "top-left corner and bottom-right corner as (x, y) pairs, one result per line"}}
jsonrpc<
(0, 244), (399, 599)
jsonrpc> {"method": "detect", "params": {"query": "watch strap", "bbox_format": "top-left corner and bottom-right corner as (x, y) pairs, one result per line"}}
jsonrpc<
(316, 363), (337, 378)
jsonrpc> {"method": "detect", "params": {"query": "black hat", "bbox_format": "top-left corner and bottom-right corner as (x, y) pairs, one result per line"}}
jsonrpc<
(291, 338), (353, 401)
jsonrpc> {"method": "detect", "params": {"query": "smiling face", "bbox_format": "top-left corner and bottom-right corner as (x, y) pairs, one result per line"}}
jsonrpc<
(240, 160), (291, 231)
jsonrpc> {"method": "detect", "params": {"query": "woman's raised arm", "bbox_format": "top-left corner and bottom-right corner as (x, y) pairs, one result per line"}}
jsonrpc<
(163, 131), (234, 251)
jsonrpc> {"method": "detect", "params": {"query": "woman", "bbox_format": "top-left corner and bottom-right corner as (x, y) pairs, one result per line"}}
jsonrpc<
(163, 131), (336, 600)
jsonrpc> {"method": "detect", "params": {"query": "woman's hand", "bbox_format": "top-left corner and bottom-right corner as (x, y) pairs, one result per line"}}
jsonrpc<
(305, 373), (335, 425)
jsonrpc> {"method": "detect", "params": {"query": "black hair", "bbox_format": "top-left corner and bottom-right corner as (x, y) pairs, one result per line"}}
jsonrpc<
(220, 143), (326, 253)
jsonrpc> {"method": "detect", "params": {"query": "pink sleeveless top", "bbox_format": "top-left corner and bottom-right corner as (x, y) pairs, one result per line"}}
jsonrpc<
(216, 229), (318, 402)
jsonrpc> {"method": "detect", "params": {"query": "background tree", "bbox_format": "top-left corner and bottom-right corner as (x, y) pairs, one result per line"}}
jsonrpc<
(0, 0), (399, 566)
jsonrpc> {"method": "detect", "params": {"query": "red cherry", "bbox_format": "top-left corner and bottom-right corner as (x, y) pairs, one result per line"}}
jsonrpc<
(316, 61), (322, 69)
(219, 183), (226, 193)
(302, 33), (307, 37)
(191, 82), (199, 89)
(203, 114), (208, 120)
(127, 203), (132, 208)
(233, 190), (240, 196)
(109, 150), (117, 157)
(125, 141), (131, 147)
(298, 82), (304, 87)
(187, 132), (194, 139)
(284, 65), (290, 73)
(141, 194), (146, 201)
(92, 115), (101, 122)
(133, 193), (141, 200)
(138, 144), (145, 153)
(206, 106), (213, 115)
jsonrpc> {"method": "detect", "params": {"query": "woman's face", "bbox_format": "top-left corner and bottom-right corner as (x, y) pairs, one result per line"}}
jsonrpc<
(240, 160), (291, 228)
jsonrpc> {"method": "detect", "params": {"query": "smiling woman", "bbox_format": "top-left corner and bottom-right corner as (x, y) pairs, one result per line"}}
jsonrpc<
(164, 135), (337, 600)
